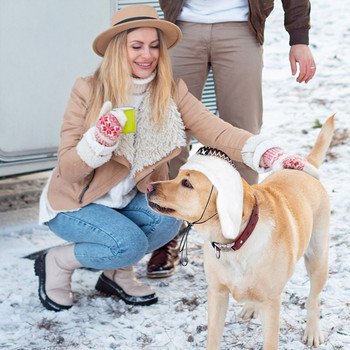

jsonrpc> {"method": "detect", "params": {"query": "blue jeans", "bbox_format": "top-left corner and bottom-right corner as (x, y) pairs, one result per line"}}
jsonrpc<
(47, 192), (181, 270)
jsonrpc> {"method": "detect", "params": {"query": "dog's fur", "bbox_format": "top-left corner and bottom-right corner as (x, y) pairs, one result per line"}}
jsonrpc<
(146, 116), (334, 349)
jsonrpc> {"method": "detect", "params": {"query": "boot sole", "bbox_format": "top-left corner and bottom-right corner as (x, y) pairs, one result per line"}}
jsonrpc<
(34, 254), (72, 312)
(147, 255), (180, 279)
(146, 268), (175, 279)
(95, 274), (158, 306)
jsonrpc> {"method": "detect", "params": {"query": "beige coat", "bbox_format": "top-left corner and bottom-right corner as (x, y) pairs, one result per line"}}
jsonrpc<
(47, 77), (252, 211)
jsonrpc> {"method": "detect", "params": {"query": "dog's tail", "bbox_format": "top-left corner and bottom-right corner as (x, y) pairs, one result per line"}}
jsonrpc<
(306, 114), (335, 169)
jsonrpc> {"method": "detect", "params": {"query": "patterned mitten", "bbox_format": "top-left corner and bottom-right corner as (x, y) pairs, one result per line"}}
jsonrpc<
(262, 147), (314, 173)
(94, 101), (127, 147)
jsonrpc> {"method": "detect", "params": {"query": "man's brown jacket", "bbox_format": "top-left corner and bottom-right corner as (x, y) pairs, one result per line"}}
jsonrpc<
(159, 0), (311, 45)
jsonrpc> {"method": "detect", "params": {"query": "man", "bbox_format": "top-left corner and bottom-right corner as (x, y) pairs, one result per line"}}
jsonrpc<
(147, 0), (316, 278)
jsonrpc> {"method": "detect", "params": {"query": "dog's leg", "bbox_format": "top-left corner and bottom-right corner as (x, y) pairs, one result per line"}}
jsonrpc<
(303, 244), (328, 346)
(259, 297), (281, 350)
(206, 285), (229, 350)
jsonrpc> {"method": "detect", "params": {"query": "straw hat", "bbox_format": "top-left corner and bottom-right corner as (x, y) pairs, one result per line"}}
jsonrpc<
(93, 4), (182, 57)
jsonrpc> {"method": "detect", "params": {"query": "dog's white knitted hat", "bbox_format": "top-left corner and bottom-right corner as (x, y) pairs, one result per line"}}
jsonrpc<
(180, 147), (243, 239)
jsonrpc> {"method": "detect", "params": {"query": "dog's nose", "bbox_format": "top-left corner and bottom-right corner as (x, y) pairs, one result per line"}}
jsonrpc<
(146, 184), (156, 194)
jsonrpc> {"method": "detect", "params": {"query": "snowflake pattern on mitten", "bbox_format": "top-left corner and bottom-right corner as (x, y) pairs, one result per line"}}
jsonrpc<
(95, 113), (123, 146)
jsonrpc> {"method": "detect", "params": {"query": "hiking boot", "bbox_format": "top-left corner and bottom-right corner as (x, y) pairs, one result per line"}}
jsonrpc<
(147, 235), (179, 278)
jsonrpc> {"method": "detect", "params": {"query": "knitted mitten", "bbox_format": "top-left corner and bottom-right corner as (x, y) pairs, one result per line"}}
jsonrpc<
(262, 147), (307, 171)
(94, 102), (127, 147)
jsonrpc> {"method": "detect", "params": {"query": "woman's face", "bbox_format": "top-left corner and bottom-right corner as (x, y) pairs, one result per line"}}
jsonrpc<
(126, 27), (160, 79)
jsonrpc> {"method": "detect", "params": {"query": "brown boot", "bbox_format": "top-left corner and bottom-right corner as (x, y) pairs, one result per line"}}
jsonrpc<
(95, 266), (158, 306)
(34, 244), (82, 312)
(147, 235), (179, 278)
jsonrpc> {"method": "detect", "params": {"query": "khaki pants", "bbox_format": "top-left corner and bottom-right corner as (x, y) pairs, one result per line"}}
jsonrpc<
(168, 21), (263, 185)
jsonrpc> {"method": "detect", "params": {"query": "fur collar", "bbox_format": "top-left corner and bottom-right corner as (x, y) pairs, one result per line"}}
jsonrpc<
(115, 90), (187, 176)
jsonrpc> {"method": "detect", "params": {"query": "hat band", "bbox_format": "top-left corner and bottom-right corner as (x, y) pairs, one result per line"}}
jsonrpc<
(114, 16), (157, 27)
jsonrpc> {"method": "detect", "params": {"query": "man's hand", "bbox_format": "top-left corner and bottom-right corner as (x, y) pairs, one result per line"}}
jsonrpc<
(289, 44), (316, 83)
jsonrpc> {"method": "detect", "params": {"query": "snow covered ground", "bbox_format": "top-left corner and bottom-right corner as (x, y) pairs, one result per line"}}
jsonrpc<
(1, 1), (349, 349)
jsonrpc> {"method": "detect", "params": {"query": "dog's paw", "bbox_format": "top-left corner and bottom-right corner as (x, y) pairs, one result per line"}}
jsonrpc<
(239, 303), (259, 320)
(303, 327), (325, 347)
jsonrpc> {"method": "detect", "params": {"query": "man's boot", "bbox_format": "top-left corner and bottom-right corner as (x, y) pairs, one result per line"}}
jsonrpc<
(146, 235), (179, 278)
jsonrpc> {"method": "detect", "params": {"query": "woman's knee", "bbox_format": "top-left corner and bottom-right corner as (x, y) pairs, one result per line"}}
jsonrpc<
(75, 232), (148, 270)
(146, 216), (182, 253)
(48, 208), (150, 269)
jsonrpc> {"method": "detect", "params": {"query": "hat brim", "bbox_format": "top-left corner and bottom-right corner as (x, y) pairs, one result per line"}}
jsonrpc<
(93, 19), (182, 57)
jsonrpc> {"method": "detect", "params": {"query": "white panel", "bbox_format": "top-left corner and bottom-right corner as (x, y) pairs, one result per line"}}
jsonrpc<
(0, 0), (110, 156)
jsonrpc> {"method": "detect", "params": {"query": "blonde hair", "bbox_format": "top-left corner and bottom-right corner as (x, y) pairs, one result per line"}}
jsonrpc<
(86, 29), (175, 126)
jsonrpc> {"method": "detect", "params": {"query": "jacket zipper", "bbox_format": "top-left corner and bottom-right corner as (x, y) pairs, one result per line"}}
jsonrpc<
(78, 170), (96, 204)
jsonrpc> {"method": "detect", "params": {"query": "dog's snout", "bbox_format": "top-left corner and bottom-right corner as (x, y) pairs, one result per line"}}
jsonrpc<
(146, 184), (156, 194)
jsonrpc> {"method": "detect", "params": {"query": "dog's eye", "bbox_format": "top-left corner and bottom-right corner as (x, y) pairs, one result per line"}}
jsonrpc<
(181, 179), (193, 189)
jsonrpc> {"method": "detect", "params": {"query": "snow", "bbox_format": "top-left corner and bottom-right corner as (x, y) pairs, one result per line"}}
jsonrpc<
(1, 1), (349, 349)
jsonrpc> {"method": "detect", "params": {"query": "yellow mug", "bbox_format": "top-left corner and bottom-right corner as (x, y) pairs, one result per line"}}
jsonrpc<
(112, 107), (136, 133)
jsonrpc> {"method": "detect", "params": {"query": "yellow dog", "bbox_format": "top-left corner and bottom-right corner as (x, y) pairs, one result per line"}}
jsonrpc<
(146, 116), (334, 350)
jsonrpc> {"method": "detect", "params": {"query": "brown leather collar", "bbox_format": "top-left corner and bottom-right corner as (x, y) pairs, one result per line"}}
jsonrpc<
(211, 195), (259, 259)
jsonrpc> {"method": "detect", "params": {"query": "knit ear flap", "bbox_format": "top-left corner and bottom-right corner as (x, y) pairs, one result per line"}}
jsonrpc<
(215, 173), (243, 239)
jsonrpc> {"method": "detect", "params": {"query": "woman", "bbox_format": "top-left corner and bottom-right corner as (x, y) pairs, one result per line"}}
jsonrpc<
(35, 4), (311, 312)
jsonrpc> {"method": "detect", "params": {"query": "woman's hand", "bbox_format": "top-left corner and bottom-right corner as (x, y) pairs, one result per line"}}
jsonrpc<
(261, 147), (319, 178)
(94, 102), (127, 146)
